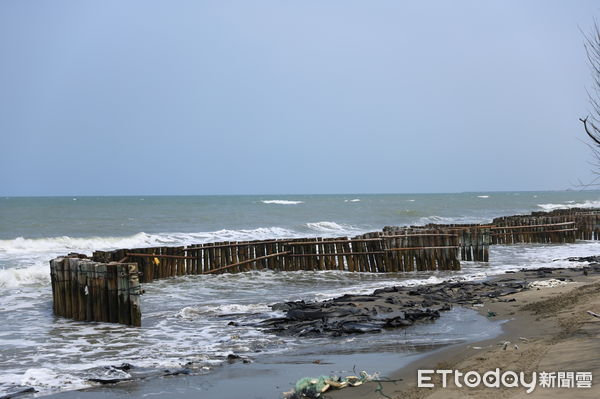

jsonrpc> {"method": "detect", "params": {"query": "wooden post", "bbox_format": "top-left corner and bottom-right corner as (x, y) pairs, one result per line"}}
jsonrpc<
(116, 263), (130, 325)
(107, 263), (119, 323)
(128, 263), (141, 327)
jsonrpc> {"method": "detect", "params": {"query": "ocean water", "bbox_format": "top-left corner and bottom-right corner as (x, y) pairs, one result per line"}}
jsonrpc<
(2, 191), (600, 397)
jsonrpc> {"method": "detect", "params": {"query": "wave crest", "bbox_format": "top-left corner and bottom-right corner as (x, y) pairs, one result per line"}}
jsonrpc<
(305, 221), (359, 234)
(0, 228), (299, 258)
(537, 200), (600, 212)
(261, 200), (303, 205)
(0, 264), (50, 288)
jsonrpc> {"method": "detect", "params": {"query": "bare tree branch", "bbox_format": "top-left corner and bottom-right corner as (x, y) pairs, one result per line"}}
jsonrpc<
(580, 116), (600, 145)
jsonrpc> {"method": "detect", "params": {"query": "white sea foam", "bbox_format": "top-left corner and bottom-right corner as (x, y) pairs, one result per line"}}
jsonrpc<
(261, 200), (303, 205)
(305, 221), (359, 234)
(416, 215), (489, 225)
(0, 228), (297, 259)
(537, 200), (600, 211)
(165, 227), (296, 243)
(19, 368), (89, 393)
(0, 264), (50, 288)
(177, 303), (272, 319)
(0, 227), (299, 288)
(477, 195), (490, 199)
(349, 198), (361, 202)
(0, 233), (159, 256)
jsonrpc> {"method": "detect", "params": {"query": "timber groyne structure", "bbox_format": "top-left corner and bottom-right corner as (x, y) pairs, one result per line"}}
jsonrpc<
(50, 208), (600, 326)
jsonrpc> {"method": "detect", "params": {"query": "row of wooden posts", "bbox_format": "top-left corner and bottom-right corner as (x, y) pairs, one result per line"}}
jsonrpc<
(493, 208), (600, 241)
(49, 208), (600, 326)
(92, 230), (462, 283)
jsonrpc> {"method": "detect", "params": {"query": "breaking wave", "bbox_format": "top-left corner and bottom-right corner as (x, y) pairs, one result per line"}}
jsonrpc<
(416, 215), (491, 225)
(0, 264), (50, 288)
(261, 200), (304, 205)
(0, 228), (298, 259)
(537, 200), (600, 212)
(305, 221), (361, 235)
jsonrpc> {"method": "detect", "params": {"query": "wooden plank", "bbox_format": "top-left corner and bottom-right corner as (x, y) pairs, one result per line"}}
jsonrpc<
(288, 251), (387, 257)
(90, 262), (99, 321)
(68, 257), (79, 319)
(128, 263), (141, 327)
(490, 222), (575, 230)
(202, 251), (291, 274)
(491, 228), (578, 236)
(49, 259), (58, 315)
(84, 262), (93, 322)
(106, 263), (119, 323)
(97, 262), (108, 322)
(116, 264), (131, 325)
(335, 239), (345, 271)
(56, 258), (66, 317)
(386, 246), (460, 251)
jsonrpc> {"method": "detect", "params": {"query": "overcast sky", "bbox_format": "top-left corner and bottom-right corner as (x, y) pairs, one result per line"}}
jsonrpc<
(1, 1), (599, 196)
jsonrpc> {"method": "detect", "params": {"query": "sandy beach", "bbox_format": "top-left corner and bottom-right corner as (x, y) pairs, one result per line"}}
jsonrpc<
(326, 265), (600, 399)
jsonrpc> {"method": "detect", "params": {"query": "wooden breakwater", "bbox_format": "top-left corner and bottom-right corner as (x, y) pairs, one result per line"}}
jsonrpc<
(493, 208), (600, 240)
(50, 232), (461, 325)
(49, 208), (600, 326)
(50, 256), (141, 326)
(91, 230), (461, 283)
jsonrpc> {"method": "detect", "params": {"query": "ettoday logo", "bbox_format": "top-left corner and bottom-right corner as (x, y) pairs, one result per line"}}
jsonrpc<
(417, 369), (592, 393)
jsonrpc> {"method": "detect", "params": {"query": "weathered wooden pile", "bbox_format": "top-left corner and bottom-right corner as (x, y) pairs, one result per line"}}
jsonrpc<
(50, 256), (141, 326)
(48, 208), (600, 326)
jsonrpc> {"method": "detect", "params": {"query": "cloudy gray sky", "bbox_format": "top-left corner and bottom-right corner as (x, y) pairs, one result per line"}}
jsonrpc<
(1, 1), (598, 196)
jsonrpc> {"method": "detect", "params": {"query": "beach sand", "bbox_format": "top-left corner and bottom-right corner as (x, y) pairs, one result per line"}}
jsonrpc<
(327, 268), (600, 399)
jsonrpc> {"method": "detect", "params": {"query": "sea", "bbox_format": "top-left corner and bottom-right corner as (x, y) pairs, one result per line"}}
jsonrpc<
(2, 191), (600, 397)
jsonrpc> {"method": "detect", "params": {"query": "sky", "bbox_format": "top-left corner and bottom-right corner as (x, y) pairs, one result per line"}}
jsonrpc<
(1, 0), (599, 196)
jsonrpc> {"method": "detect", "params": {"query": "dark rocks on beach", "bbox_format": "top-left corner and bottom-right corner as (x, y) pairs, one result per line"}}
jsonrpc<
(0, 387), (37, 399)
(260, 273), (558, 338)
(163, 368), (192, 376)
(85, 363), (197, 386)
(564, 255), (600, 263)
(88, 377), (133, 385)
(113, 363), (133, 371)
(263, 265), (600, 338)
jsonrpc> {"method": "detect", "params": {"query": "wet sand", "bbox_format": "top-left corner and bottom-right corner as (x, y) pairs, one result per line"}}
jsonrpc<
(43, 310), (501, 399)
